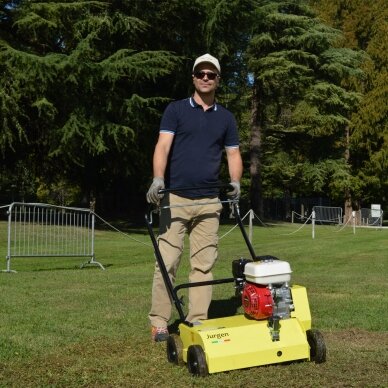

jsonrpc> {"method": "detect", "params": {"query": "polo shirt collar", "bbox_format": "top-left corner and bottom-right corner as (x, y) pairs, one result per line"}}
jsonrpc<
(189, 96), (218, 111)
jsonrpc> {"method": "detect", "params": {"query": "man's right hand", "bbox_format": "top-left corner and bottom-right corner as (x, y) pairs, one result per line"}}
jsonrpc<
(146, 177), (165, 204)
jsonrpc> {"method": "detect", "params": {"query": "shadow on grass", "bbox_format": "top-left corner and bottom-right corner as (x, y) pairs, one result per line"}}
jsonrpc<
(16, 263), (115, 272)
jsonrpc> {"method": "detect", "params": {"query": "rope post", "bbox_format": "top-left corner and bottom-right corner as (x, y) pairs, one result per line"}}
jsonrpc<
(249, 209), (254, 243)
(312, 210), (316, 239)
(352, 210), (356, 234)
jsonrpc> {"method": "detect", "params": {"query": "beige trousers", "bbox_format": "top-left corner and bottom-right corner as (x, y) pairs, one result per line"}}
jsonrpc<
(149, 193), (223, 328)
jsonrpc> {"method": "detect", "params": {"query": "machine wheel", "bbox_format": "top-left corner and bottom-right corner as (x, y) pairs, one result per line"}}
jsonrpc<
(166, 334), (184, 366)
(307, 329), (327, 364)
(187, 345), (208, 377)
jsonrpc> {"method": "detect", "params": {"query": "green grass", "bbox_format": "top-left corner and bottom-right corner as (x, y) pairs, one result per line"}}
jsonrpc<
(0, 219), (387, 387)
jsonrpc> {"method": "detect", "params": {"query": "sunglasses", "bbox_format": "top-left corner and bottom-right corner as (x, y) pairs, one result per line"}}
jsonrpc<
(193, 71), (219, 80)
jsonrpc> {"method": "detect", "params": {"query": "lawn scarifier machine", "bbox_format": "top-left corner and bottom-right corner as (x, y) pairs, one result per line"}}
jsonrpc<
(145, 184), (326, 377)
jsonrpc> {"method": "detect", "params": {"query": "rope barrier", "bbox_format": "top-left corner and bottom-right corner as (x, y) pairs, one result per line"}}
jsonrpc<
(93, 212), (153, 248)
(218, 209), (251, 240)
(252, 210), (312, 236)
(85, 207), (388, 249)
(92, 209), (253, 245)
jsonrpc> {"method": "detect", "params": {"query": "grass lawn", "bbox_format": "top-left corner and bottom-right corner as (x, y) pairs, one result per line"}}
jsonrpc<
(0, 216), (387, 387)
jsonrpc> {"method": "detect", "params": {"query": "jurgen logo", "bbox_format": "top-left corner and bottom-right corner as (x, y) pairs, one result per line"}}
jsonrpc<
(206, 332), (230, 340)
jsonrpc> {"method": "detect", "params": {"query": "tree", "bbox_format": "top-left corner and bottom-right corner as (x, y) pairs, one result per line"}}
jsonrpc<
(246, 0), (364, 217)
(311, 0), (388, 209)
(2, 0), (378, 220)
(0, 1), (179, 212)
(0, 0), (257, 214)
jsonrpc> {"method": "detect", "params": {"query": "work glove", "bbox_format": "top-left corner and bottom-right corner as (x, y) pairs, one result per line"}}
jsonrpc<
(146, 177), (165, 204)
(227, 181), (240, 200)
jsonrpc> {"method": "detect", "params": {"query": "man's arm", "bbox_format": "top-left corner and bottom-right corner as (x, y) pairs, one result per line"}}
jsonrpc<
(225, 147), (243, 199)
(153, 132), (174, 178)
(226, 147), (243, 182)
(146, 132), (174, 204)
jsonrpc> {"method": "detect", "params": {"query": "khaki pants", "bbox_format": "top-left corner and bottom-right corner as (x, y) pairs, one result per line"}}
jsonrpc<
(149, 193), (223, 328)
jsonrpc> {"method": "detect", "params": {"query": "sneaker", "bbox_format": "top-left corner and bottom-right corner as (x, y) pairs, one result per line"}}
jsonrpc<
(151, 326), (169, 342)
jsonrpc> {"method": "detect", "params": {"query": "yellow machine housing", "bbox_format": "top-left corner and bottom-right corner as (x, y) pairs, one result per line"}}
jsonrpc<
(179, 285), (311, 373)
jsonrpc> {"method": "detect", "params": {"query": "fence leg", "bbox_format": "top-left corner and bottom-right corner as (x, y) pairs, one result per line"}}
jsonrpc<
(80, 212), (104, 270)
(80, 255), (105, 270)
(1, 255), (17, 273)
(1, 207), (17, 273)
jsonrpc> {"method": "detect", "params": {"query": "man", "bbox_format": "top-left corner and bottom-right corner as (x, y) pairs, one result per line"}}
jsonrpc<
(146, 53), (243, 342)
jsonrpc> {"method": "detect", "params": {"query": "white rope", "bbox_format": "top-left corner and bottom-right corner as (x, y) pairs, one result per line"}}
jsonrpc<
(333, 214), (353, 232)
(292, 211), (303, 218)
(93, 212), (153, 248)
(252, 210), (312, 236)
(219, 210), (251, 240)
(94, 206), (251, 246)
(285, 212), (313, 235)
(251, 211), (271, 227)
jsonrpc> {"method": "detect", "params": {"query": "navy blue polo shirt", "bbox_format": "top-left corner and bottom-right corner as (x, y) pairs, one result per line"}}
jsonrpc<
(160, 97), (239, 198)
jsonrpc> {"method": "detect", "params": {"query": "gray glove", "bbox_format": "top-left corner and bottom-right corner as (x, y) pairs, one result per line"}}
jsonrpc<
(146, 177), (165, 204)
(227, 181), (240, 200)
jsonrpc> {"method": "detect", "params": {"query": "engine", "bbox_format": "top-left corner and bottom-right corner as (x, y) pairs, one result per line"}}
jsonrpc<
(233, 258), (295, 322)
(242, 283), (273, 319)
(242, 281), (294, 321)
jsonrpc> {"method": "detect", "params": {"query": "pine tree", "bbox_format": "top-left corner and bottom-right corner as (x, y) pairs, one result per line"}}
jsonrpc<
(246, 0), (364, 216)
(311, 0), (388, 207)
(0, 1), (178, 207)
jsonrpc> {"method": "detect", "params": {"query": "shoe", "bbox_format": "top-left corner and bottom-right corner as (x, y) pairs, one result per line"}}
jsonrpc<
(151, 326), (169, 342)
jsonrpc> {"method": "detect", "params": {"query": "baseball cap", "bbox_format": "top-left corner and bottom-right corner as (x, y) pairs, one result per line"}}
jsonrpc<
(192, 53), (221, 74)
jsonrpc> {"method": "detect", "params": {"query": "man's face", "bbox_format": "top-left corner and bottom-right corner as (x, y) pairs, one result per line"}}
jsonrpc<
(192, 63), (220, 94)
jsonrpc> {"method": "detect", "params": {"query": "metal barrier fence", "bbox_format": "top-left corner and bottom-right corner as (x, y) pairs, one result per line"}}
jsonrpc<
(1, 202), (104, 273)
(358, 208), (383, 227)
(312, 206), (343, 224)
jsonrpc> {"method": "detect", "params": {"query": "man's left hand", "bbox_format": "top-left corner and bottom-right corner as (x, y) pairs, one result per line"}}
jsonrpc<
(227, 181), (240, 200)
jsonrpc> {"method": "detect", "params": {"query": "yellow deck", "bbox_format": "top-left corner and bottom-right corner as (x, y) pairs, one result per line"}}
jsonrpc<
(179, 285), (311, 373)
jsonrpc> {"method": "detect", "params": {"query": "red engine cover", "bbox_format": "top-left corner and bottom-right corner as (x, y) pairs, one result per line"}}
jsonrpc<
(242, 283), (274, 320)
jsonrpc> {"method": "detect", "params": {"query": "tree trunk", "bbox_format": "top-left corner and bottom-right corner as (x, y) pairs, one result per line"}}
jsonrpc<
(249, 82), (263, 216)
(344, 193), (354, 224)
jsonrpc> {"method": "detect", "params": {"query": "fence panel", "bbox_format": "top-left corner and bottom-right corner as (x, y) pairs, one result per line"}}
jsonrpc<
(2, 202), (104, 272)
(358, 208), (383, 227)
(312, 206), (343, 224)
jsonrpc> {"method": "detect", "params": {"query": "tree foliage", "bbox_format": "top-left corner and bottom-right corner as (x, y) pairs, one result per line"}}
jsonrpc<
(311, 0), (388, 205)
(246, 1), (365, 214)
(0, 0), (179, 208)
(0, 0), (386, 217)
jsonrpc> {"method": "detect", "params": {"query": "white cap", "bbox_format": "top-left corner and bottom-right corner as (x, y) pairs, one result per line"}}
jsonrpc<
(192, 53), (221, 74)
